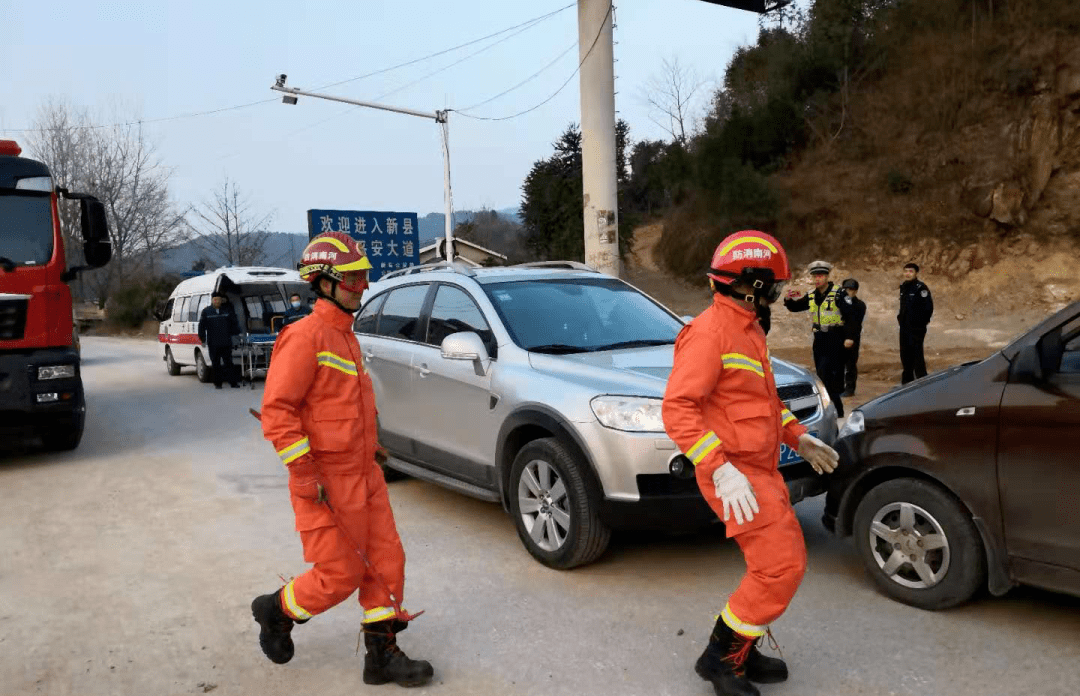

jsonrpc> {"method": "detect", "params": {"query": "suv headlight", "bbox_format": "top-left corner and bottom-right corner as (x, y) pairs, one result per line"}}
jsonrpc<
(590, 396), (666, 433)
(838, 410), (865, 440)
(38, 365), (76, 380)
(814, 376), (832, 411)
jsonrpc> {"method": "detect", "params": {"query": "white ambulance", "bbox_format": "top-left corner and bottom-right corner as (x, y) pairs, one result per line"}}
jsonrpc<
(158, 266), (311, 382)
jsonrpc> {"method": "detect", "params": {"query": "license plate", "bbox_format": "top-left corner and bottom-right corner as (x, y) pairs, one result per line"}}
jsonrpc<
(779, 430), (816, 465)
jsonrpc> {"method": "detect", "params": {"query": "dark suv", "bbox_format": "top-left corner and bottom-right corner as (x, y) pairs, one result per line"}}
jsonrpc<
(825, 301), (1080, 609)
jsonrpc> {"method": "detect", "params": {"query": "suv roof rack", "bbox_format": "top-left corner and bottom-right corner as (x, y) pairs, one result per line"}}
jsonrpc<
(511, 260), (596, 272)
(380, 260), (476, 280)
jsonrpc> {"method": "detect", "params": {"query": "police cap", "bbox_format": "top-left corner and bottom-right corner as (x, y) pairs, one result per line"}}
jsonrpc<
(841, 278), (859, 290)
(808, 260), (833, 274)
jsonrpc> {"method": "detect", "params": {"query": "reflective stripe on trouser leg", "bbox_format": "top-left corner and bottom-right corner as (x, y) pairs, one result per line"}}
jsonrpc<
(726, 505), (807, 629)
(280, 579), (313, 621)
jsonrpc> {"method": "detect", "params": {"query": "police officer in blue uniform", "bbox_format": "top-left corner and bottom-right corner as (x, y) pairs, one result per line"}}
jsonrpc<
(898, 263), (933, 384)
(840, 278), (866, 397)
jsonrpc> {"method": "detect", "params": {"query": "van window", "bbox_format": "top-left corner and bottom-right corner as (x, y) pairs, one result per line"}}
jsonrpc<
(173, 296), (189, 323)
(189, 294), (207, 322)
(377, 284), (429, 341)
(162, 298), (174, 322)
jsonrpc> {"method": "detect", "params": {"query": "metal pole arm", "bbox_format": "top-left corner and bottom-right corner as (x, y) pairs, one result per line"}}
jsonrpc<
(271, 82), (440, 122)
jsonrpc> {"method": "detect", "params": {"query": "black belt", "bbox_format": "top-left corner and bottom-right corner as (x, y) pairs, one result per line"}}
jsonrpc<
(813, 324), (844, 333)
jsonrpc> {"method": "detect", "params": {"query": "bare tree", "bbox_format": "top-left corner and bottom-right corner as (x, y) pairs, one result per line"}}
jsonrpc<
(190, 178), (272, 267)
(27, 100), (187, 305)
(641, 56), (706, 145)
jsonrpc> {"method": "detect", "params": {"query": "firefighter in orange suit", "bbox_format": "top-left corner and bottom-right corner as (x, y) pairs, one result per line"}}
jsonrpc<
(250, 231), (433, 687)
(662, 231), (839, 696)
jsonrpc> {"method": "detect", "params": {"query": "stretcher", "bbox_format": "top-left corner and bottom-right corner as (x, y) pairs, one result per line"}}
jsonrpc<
(238, 331), (278, 389)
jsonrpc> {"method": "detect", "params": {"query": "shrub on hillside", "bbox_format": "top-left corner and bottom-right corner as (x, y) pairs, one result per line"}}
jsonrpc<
(106, 276), (179, 328)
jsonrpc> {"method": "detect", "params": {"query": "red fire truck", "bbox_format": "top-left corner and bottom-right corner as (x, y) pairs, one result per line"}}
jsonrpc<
(0, 139), (111, 451)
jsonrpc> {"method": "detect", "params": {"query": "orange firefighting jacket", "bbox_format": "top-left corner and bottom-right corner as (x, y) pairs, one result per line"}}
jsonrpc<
(261, 299), (379, 479)
(663, 294), (808, 533)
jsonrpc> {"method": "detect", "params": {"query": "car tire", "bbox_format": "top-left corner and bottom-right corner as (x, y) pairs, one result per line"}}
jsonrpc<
(853, 478), (986, 610)
(195, 351), (210, 383)
(165, 347), (181, 376)
(508, 437), (610, 569)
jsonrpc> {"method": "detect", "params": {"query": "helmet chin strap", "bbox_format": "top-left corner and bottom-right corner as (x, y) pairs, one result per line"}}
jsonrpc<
(314, 278), (356, 315)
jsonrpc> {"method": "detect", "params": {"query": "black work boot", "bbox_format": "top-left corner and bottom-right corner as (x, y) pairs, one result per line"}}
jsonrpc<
(363, 620), (434, 687)
(251, 590), (302, 664)
(744, 630), (788, 684)
(695, 617), (760, 696)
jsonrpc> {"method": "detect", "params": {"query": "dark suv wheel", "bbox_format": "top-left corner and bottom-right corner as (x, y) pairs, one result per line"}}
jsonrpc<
(508, 437), (610, 569)
(853, 478), (986, 610)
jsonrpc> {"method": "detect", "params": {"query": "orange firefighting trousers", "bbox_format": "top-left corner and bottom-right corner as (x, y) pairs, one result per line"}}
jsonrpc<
(278, 459), (406, 623)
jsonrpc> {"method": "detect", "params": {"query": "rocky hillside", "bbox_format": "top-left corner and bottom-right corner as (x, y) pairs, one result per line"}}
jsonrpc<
(774, 3), (1080, 316)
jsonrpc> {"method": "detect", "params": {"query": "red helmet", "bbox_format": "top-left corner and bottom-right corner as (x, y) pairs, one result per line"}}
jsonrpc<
(298, 232), (373, 292)
(707, 230), (790, 302)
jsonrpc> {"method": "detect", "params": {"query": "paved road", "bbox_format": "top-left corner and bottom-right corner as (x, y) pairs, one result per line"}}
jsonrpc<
(2, 337), (1078, 696)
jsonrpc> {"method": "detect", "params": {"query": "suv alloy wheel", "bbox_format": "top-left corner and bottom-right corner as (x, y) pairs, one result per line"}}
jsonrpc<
(508, 437), (611, 569)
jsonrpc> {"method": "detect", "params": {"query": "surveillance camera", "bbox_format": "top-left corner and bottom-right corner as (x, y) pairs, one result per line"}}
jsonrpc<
(275, 74), (287, 88)
(282, 95), (298, 105)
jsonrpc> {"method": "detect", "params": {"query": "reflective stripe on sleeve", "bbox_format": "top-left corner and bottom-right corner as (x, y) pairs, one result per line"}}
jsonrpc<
(721, 352), (765, 377)
(781, 409), (797, 426)
(282, 580), (312, 620)
(721, 603), (766, 638)
(362, 606), (398, 624)
(277, 437), (311, 465)
(687, 431), (722, 465)
(316, 351), (359, 376)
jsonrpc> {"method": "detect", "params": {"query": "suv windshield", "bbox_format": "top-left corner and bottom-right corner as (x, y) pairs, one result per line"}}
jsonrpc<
(0, 192), (54, 267)
(483, 277), (683, 353)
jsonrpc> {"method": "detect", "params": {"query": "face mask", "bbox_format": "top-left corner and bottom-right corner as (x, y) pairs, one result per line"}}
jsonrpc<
(291, 301), (301, 308)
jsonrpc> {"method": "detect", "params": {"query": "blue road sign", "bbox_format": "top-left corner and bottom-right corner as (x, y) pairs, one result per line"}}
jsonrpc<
(307, 209), (421, 282)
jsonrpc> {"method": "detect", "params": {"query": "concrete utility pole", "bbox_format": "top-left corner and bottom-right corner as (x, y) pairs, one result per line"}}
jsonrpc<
(271, 75), (456, 261)
(577, 0), (619, 277)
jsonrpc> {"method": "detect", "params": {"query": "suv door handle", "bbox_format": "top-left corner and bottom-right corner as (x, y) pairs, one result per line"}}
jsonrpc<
(416, 363), (430, 377)
(364, 350), (374, 360)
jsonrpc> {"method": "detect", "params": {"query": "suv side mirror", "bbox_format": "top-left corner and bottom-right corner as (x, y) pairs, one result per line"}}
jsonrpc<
(1012, 343), (1044, 382)
(80, 197), (112, 268)
(440, 331), (490, 376)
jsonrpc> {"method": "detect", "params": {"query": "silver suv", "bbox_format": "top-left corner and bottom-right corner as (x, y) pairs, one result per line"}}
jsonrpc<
(354, 261), (838, 569)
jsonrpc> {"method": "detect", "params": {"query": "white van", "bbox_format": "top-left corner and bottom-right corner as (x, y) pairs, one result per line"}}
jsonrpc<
(158, 266), (312, 382)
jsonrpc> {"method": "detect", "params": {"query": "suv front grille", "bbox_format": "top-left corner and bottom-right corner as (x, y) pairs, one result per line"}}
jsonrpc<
(776, 383), (814, 401)
(0, 299), (28, 340)
(777, 382), (819, 421)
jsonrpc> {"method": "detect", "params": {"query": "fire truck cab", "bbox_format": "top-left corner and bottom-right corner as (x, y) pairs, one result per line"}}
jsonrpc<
(0, 140), (111, 451)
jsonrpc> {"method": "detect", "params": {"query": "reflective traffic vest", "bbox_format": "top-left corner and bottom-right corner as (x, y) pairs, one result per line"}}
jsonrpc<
(808, 286), (844, 328)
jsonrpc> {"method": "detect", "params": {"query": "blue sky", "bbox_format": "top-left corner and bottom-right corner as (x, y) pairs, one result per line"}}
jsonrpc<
(2, 1), (762, 233)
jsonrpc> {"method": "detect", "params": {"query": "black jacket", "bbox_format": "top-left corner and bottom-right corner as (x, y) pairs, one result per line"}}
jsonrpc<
(842, 294), (866, 341)
(898, 280), (933, 330)
(198, 305), (240, 348)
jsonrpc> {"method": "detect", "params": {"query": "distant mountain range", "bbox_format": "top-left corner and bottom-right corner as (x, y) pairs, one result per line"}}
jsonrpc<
(158, 207), (521, 274)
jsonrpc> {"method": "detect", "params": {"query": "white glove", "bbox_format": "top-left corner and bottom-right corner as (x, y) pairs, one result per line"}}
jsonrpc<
(798, 433), (840, 475)
(712, 462), (759, 525)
